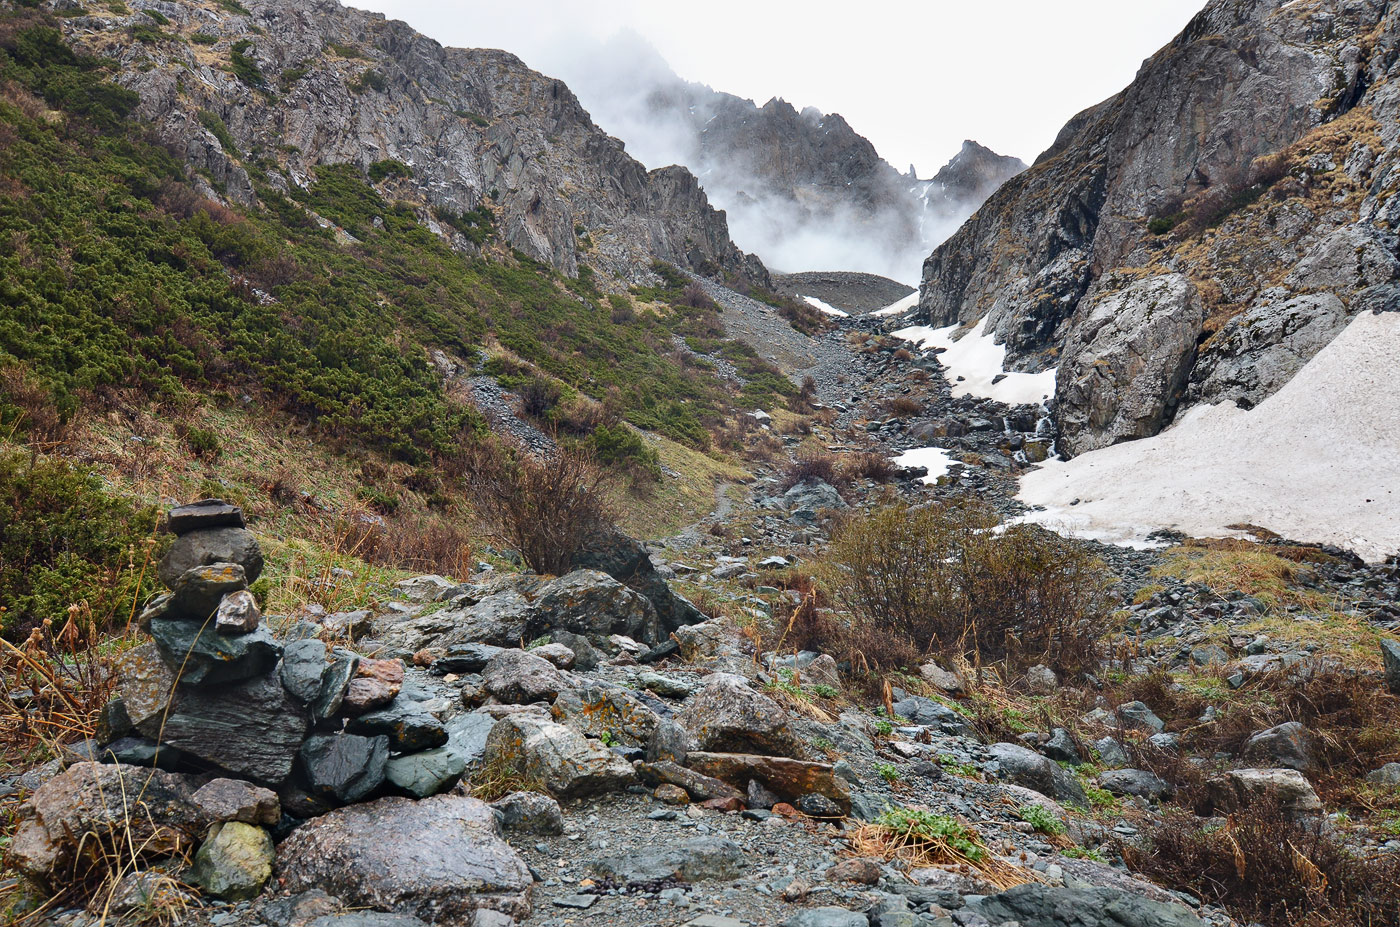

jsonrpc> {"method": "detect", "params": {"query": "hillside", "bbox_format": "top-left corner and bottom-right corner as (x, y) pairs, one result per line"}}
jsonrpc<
(918, 0), (1400, 455)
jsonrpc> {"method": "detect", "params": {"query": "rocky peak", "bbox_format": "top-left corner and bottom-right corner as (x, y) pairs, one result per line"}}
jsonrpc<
(918, 0), (1400, 455)
(55, 0), (764, 284)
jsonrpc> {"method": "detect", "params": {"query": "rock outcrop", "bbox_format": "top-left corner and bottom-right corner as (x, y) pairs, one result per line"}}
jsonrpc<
(917, 0), (1400, 453)
(58, 0), (764, 284)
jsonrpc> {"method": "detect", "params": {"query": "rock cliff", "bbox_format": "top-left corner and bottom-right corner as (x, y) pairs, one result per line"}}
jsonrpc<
(917, 0), (1400, 455)
(54, 0), (765, 283)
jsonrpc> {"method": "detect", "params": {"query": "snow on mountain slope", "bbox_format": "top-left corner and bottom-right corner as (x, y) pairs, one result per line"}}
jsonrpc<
(1017, 310), (1400, 562)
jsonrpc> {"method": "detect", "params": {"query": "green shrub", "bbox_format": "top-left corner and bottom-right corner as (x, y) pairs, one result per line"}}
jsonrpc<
(1019, 804), (1067, 836)
(0, 451), (162, 635)
(353, 69), (386, 94)
(190, 32), (219, 45)
(433, 204), (494, 245)
(197, 108), (237, 155)
(179, 425), (222, 460)
(367, 158), (411, 183)
(586, 423), (660, 479)
(229, 39), (263, 87)
(873, 806), (985, 861)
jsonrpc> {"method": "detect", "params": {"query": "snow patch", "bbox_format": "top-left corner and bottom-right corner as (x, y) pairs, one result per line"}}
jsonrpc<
(892, 446), (955, 484)
(873, 291), (919, 317)
(798, 294), (849, 318)
(894, 318), (1057, 405)
(1018, 311), (1400, 563)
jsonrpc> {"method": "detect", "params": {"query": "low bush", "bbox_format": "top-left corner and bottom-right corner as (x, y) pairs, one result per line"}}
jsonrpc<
(462, 440), (615, 575)
(816, 501), (1112, 677)
(779, 447), (841, 492)
(884, 396), (922, 418)
(841, 451), (897, 483)
(335, 508), (475, 578)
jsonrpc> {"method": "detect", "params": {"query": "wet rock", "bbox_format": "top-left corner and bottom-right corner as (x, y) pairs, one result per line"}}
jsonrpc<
(100, 736), (183, 770)
(685, 752), (851, 813)
(551, 682), (660, 747)
(214, 589), (262, 634)
(275, 795), (532, 922)
(1098, 769), (1171, 800)
(159, 526), (264, 587)
(135, 672), (308, 785)
(589, 836), (747, 882)
(385, 712), (495, 798)
(481, 649), (573, 704)
(1210, 767), (1322, 815)
(168, 563), (248, 622)
(1043, 728), (1082, 765)
(347, 703), (449, 752)
(166, 499), (245, 535)
(342, 659), (403, 715)
(483, 715), (635, 799)
(970, 881), (1203, 926)
(300, 733), (390, 804)
(1115, 701), (1165, 733)
(281, 639), (329, 703)
(9, 763), (206, 891)
(676, 675), (805, 758)
(191, 821), (274, 901)
(148, 616), (281, 687)
(490, 790), (564, 835)
(434, 642), (504, 674)
(529, 569), (659, 646)
(987, 742), (1087, 807)
(192, 778), (280, 825)
(635, 760), (745, 803)
(1243, 721), (1313, 771)
(313, 653), (359, 720)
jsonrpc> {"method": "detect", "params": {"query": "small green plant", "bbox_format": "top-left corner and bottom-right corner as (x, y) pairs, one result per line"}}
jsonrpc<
(599, 730), (618, 748)
(367, 159), (412, 183)
(179, 425), (222, 460)
(229, 39), (263, 87)
(1062, 846), (1106, 862)
(143, 9), (170, 24)
(191, 32), (219, 45)
(810, 683), (839, 699)
(326, 41), (366, 59)
(938, 755), (981, 779)
(525, 635), (551, 650)
(1020, 804), (1067, 836)
(873, 806), (986, 862)
(873, 719), (894, 736)
(811, 737), (835, 752)
(196, 109), (238, 156)
(354, 69), (387, 94)
(876, 762), (901, 784)
(1083, 784), (1120, 812)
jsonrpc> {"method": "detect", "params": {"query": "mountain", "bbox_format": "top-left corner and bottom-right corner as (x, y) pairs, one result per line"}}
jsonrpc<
(550, 32), (1025, 280)
(917, 0), (1400, 455)
(51, 0), (766, 285)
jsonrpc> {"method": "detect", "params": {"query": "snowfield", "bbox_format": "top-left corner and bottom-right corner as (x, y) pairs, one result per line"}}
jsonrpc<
(798, 294), (849, 318)
(892, 446), (955, 484)
(1018, 310), (1400, 563)
(872, 291), (919, 317)
(894, 318), (1057, 405)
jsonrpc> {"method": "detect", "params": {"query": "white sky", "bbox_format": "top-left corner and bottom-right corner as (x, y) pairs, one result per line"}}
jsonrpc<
(354, 0), (1204, 175)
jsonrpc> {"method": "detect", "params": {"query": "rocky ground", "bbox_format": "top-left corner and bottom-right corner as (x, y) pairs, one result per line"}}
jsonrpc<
(4, 286), (1399, 927)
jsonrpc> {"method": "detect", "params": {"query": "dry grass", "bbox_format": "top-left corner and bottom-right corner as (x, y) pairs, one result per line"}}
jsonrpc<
(850, 806), (1038, 890)
(1152, 540), (1338, 612)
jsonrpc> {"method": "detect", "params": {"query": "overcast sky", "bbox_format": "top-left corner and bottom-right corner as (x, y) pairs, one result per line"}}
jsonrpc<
(355, 0), (1204, 176)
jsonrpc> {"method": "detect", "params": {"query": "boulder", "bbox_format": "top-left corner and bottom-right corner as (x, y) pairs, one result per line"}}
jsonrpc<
(1383, 639), (1400, 695)
(531, 642), (576, 669)
(275, 795), (532, 922)
(481, 649), (573, 704)
(385, 712), (495, 798)
(637, 671), (695, 698)
(148, 616), (281, 687)
(159, 526), (264, 587)
(342, 659), (403, 714)
(550, 683), (660, 748)
(569, 525), (706, 635)
(190, 821), (274, 901)
(113, 643), (177, 732)
(673, 620), (730, 661)
(347, 703), (449, 752)
(482, 715), (634, 799)
(1366, 762), (1400, 785)
(1243, 721), (1312, 771)
(1043, 728), (1082, 765)
(300, 733), (390, 804)
(9, 763), (206, 891)
(135, 672), (308, 786)
(168, 563), (248, 622)
(987, 743), (1087, 807)
(529, 569), (659, 646)
(434, 642), (504, 674)
(634, 760), (745, 803)
(1098, 769), (1171, 800)
(782, 479), (847, 525)
(588, 836), (747, 883)
(684, 752), (852, 813)
(281, 639), (329, 703)
(676, 675), (805, 758)
(892, 696), (975, 736)
(393, 575), (459, 602)
(1210, 767), (1323, 815)
(1115, 701), (1165, 733)
(166, 499), (245, 535)
(803, 654), (841, 690)
(970, 881), (1203, 927)
(490, 790), (564, 835)
(646, 719), (695, 764)
(192, 778), (280, 825)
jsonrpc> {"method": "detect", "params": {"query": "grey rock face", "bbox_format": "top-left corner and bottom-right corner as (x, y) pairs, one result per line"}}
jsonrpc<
(1055, 274), (1204, 455)
(490, 790), (564, 835)
(483, 715), (635, 798)
(782, 479), (847, 525)
(1210, 767), (1323, 814)
(281, 639), (329, 703)
(158, 526), (264, 586)
(1243, 721), (1313, 771)
(274, 795), (532, 923)
(135, 672), (309, 786)
(148, 616), (281, 687)
(588, 836), (747, 883)
(677, 675), (805, 758)
(986, 742), (1087, 807)
(569, 526), (706, 636)
(1098, 769), (1171, 800)
(528, 569), (659, 646)
(481, 649), (574, 704)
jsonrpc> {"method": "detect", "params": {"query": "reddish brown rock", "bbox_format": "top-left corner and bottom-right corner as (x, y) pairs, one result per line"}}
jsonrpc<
(343, 658), (404, 714)
(684, 752), (851, 814)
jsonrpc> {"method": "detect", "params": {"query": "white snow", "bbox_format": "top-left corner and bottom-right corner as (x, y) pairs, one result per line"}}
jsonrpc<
(873, 291), (919, 317)
(894, 318), (1057, 405)
(892, 446), (955, 484)
(1018, 310), (1400, 563)
(798, 294), (849, 318)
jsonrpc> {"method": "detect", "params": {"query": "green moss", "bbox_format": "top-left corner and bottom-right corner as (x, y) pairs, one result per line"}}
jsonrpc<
(229, 39), (263, 88)
(197, 109), (237, 155)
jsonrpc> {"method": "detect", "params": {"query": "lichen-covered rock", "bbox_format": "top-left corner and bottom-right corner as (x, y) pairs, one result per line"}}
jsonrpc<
(214, 588), (262, 634)
(190, 821), (274, 901)
(348, 702), (448, 752)
(275, 795), (532, 922)
(168, 563), (248, 622)
(481, 649), (574, 704)
(342, 658), (403, 715)
(550, 682), (660, 747)
(148, 615), (281, 687)
(9, 763), (206, 891)
(675, 675), (805, 758)
(192, 778), (280, 825)
(490, 790), (564, 835)
(482, 715), (634, 799)
(158, 526), (264, 586)
(528, 569), (659, 646)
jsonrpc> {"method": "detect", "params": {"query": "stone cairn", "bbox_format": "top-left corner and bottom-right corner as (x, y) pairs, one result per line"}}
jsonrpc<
(69, 499), (467, 898)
